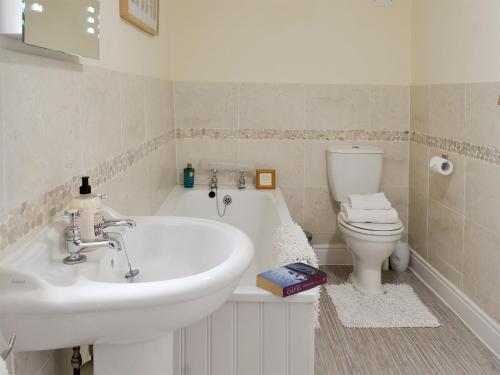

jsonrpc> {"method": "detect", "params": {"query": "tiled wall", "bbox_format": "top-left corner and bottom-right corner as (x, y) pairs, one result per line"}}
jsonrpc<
(174, 82), (410, 245)
(0, 48), (177, 374)
(409, 83), (500, 323)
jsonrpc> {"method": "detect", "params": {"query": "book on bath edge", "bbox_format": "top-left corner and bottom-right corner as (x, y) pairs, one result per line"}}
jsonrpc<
(256, 262), (327, 297)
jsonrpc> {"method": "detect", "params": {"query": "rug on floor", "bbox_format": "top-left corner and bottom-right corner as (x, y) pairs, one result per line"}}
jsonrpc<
(326, 283), (441, 328)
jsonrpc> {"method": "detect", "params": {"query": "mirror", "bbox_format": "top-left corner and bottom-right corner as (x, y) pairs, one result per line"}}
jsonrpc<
(23, 0), (100, 59)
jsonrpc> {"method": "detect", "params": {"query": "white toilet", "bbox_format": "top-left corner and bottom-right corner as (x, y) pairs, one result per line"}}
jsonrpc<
(326, 145), (404, 294)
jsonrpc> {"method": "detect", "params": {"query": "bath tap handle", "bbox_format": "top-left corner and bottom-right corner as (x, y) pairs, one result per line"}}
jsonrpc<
(210, 169), (218, 190)
(64, 209), (80, 229)
(238, 169), (246, 189)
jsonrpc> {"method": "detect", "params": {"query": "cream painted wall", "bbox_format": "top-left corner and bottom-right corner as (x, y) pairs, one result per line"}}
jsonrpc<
(81, 0), (170, 79)
(412, 0), (500, 84)
(166, 0), (412, 85)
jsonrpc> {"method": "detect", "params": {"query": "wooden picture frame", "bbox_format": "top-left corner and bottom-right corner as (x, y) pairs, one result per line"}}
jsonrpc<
(256, 169), (276, 189)
(120, 0), (159, 36)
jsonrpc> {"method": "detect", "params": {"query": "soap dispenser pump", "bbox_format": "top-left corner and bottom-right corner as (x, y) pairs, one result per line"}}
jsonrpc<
(69, 176), (102, 240)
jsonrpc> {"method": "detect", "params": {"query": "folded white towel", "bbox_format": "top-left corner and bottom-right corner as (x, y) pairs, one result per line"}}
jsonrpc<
(341, 203), (399, 224)
(349, 193), (392, 210)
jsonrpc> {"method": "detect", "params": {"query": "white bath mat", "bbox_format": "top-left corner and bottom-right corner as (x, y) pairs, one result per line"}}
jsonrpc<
(326, 283), (440, 328)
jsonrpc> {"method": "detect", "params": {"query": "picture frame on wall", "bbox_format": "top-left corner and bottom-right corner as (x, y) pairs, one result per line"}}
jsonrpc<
(120, 0), (159, 36)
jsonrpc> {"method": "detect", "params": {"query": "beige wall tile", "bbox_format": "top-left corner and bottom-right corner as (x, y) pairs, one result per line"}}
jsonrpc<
(174, 82), (238, 129)
(120, 74), (146, 149)
(99, 172), (128, 214)
(465, 158), (500, 234)
(409, 142), (429, 195)
(303, 186), (337, 234)
(177, 138), (237, 186)
(99, 140), (176, 218)
(149, 141), (177, 212)
(428, 84), (466, 140)
(164, 81), (175, 132)
(35, 352), (57, 375)
(239, 83), (305, 129)
(124, 157), (152, 216)
(368, 141), (409, 188)
(14, 351), (54, 375)
(145, 78), (167, 139)
(84, 144), (176, 217)
(463, 220), (500, 323)
(52, 349), (75, 375)
(428, 252), (463, 289)
(429, 150), (465, 214)
(410, 85), (429, 134)
(408, 189), (428, 259)
(428, 200), (464, 282)
(305, 140), (332, 188)
(2, 51), (82, 210)
(80, 66), (122, 170)
(305, 85), (370, 130)
(369, 86), (410, 130)
(466, 82), (500, 148)
(280, 187), (304, 226)
(237, 140), (304, 188)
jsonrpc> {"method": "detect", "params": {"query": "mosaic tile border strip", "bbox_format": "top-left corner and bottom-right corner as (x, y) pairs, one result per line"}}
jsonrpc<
(176, 128), (410, 142)
(0, 129), (176, 251)
(410, 131), (500, 166)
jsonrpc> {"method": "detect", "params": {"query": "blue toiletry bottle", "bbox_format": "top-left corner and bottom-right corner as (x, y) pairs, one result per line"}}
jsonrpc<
(184, 163), (195, 188)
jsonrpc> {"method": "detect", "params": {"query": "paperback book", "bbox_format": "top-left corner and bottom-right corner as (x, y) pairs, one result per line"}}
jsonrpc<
(256, 262), (327, 297)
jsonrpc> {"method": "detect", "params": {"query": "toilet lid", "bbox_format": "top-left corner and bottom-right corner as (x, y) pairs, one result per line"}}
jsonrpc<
(338, 213), (404, 236)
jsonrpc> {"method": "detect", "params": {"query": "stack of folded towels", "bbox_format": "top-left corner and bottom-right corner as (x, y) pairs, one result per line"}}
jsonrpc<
(340, 192), (399, 223)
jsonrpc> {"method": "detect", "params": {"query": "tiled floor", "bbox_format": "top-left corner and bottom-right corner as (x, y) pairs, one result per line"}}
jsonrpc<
(315, 266), (500, 375)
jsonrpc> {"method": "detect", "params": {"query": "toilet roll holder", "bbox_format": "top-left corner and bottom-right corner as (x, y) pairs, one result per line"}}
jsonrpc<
(429, 154), (453, 176)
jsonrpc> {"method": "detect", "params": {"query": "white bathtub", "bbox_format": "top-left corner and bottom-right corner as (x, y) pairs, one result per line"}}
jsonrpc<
(156, 186), (315, 375)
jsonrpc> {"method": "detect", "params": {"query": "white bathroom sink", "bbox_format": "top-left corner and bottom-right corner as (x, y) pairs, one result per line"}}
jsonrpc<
(0, 216), (254, 351)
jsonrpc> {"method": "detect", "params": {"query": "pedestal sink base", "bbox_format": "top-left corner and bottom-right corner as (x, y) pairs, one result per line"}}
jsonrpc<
(93, 334), (174, 375)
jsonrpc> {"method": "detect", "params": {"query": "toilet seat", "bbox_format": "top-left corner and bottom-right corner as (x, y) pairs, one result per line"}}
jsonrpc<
(338, 213), (404, 236)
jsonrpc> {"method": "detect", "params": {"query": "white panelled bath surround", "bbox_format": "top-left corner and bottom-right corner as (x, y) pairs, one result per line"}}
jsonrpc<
(157, 187), (316, 375)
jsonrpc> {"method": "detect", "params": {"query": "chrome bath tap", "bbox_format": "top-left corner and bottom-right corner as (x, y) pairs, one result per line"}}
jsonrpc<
(238, 169), (246, 189)
(210, 169), (218, 190)
(64, 210), (122, 265)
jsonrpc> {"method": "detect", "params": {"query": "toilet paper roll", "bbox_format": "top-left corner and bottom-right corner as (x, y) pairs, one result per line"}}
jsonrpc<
(429, 156), (453, 176)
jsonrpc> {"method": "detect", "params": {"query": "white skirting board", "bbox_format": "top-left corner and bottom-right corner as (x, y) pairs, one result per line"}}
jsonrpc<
(314, 243), (352, 266)
(173, 300), (315, 375)
(409, 249), (500, 360)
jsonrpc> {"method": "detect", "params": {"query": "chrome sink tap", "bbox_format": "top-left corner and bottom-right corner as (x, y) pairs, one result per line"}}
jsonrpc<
(97, 218), (137, 231)
(63, 210), (122, 265)
(94, 218), (137, 245)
